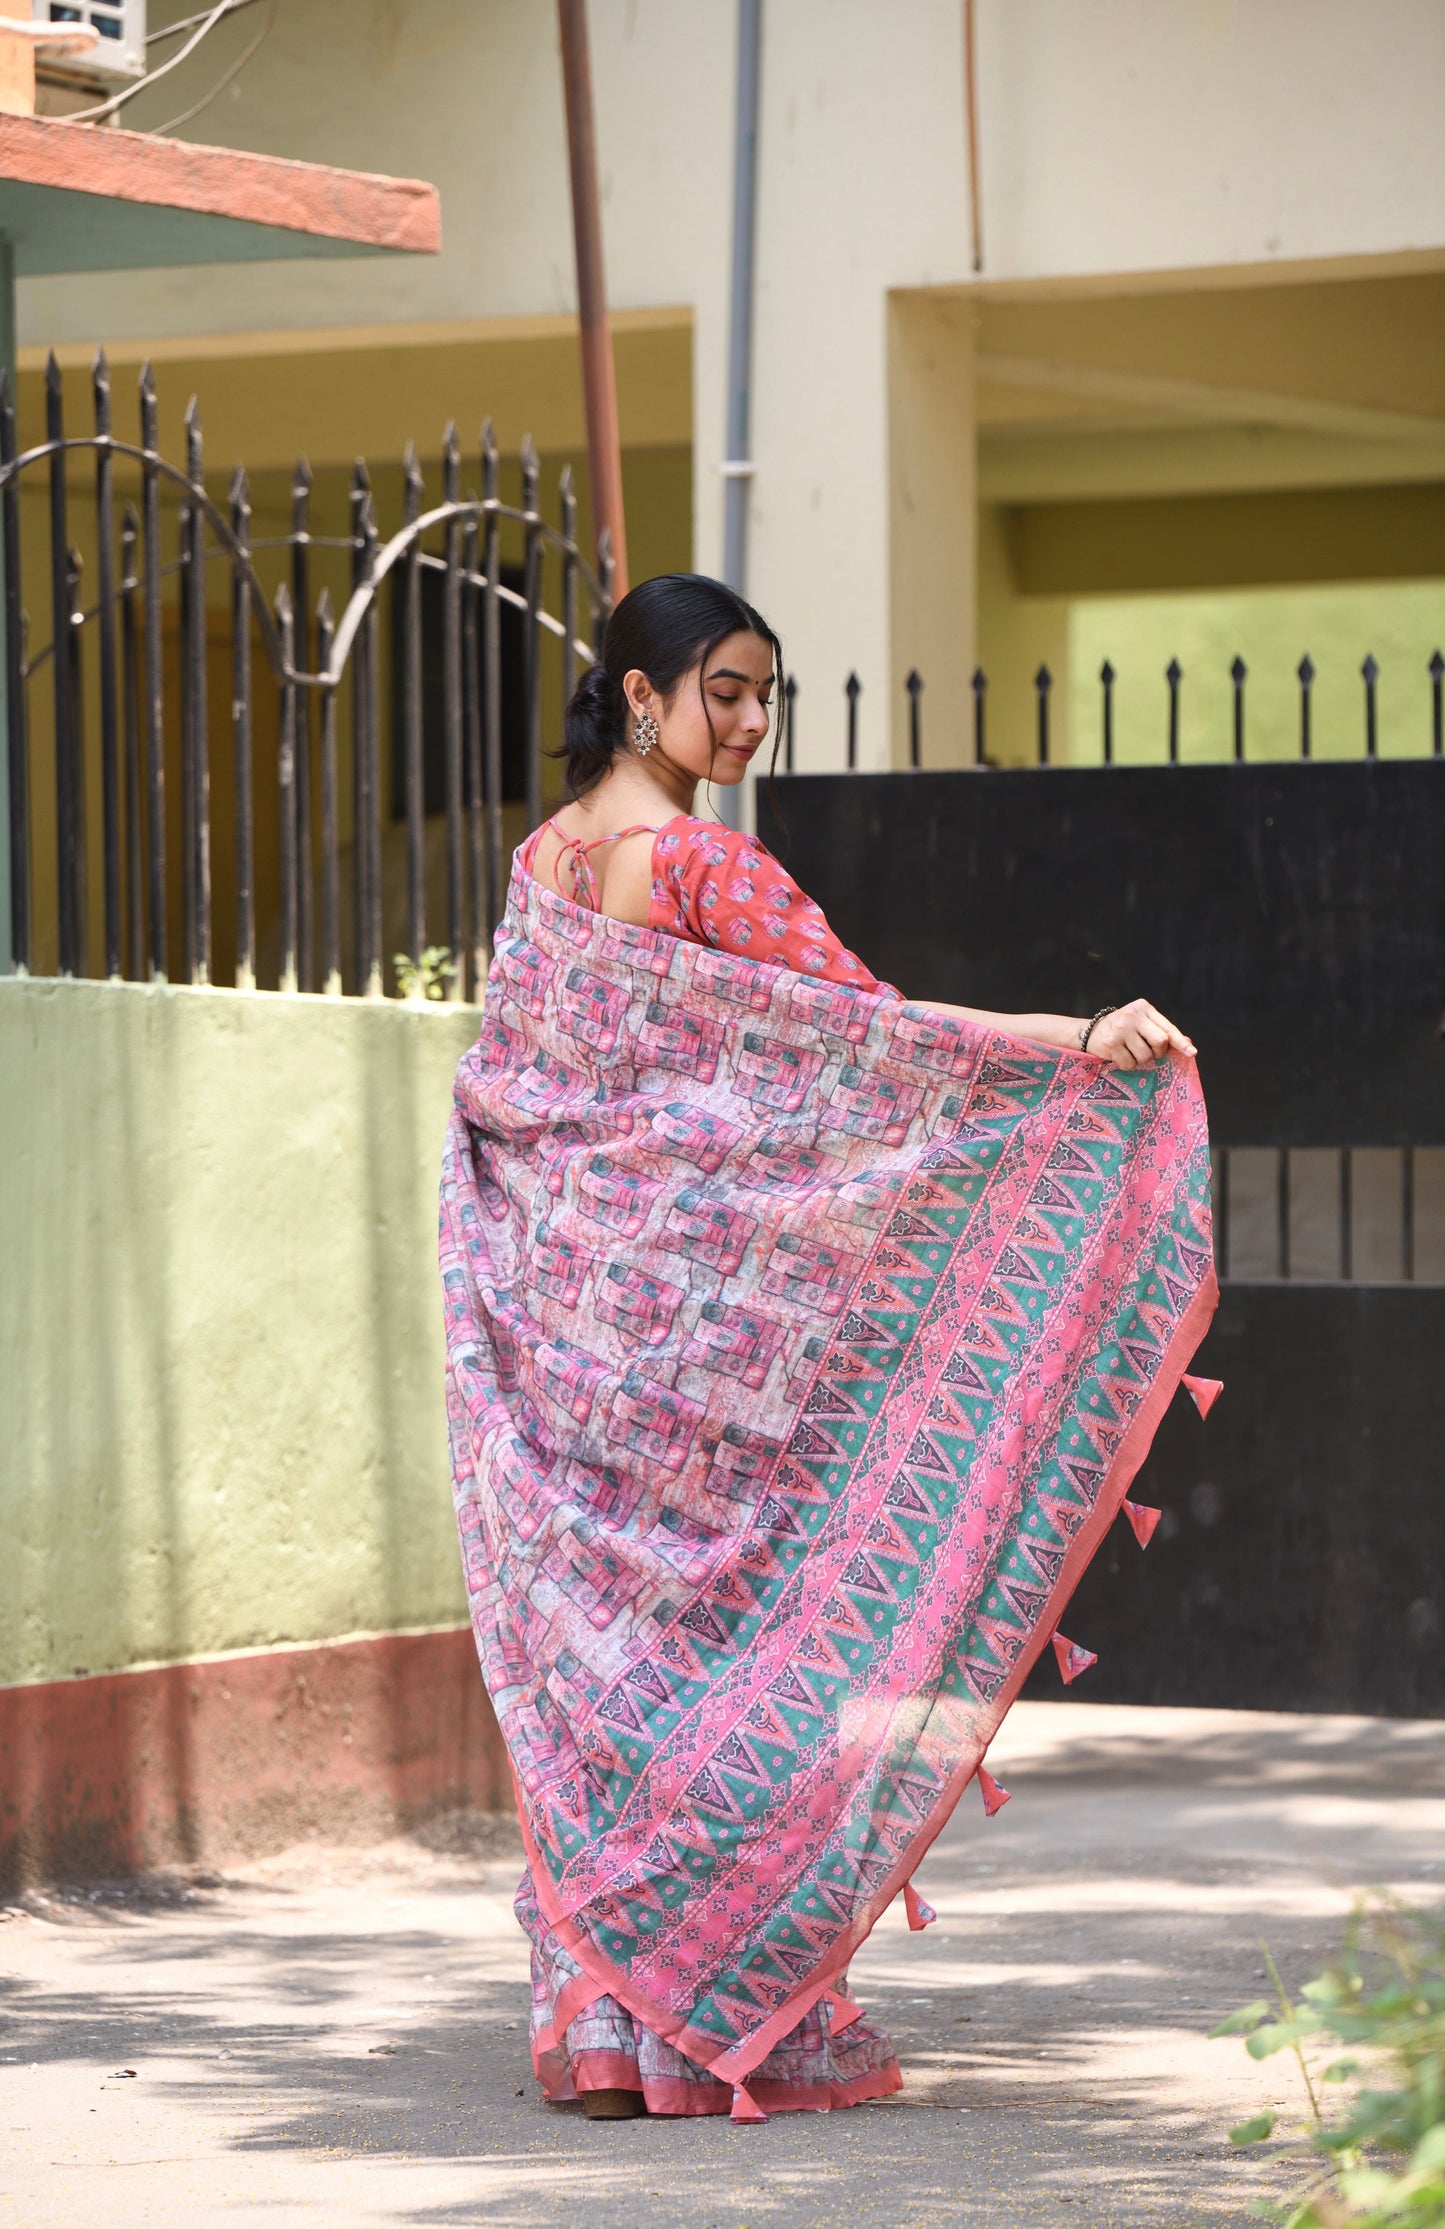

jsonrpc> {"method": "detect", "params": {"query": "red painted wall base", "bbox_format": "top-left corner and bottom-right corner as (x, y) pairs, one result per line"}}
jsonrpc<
(0, 1627), (511, 1892)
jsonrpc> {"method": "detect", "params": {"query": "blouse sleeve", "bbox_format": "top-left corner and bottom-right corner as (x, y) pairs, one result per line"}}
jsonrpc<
(650, 818), (900, 997)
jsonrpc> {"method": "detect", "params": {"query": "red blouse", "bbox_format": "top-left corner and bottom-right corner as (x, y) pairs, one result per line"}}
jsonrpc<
(528, 812), (897, 997)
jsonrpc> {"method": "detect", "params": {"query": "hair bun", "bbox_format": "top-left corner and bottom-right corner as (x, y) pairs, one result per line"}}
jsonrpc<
(562, 661), (622, 795)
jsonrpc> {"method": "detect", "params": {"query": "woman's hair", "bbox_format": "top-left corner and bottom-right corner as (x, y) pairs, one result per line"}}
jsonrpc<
(560, 572), (785, 798)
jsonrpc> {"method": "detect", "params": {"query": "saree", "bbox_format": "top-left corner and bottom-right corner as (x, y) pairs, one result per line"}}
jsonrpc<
(439, 849), (1217, 2116)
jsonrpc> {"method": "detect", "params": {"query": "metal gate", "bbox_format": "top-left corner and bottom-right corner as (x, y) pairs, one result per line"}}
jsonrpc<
(759, 760), (1445, 1717)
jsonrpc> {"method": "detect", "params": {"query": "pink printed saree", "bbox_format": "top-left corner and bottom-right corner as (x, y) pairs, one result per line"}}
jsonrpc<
(439, 846), (1216, 2119)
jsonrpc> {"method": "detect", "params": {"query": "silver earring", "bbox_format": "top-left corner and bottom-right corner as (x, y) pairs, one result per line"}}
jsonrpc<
(634, 710), (659, 758)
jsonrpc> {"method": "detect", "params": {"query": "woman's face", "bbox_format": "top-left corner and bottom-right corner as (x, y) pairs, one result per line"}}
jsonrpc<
(623, 629), (775, 789)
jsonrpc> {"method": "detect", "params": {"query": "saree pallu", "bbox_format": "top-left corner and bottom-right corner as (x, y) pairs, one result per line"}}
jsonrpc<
(440, 858), (1217, 2117)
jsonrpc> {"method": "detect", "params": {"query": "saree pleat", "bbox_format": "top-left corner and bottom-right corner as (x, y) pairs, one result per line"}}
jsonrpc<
(440, 857), (1216, 2112)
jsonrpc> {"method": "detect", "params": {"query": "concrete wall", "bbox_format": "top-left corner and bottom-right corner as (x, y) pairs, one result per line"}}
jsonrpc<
(0, 976), (478, 1688)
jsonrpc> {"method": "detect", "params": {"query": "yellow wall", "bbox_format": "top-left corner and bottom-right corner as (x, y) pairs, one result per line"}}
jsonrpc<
(976, 502), (1070, 767)
(1009, 484), (1445, 601)
(1068, 581), (1445, 768)
(0, 976), (479, 1688)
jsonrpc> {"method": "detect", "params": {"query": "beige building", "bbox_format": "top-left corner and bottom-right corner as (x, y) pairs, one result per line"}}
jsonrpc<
(26, 0), (1445, 780)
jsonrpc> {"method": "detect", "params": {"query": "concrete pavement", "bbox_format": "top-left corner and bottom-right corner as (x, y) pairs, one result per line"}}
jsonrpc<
(2, 1700), (1442, 2229)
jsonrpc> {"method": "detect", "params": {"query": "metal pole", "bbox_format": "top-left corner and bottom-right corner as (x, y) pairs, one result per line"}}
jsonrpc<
(716, 0), (763, 833)
(0, 238), (14, 971)
(1, 369), (26, 976)
(963, 0), (983, 274)
(557, 0), (629, 596)
(722, 0), (761, 594)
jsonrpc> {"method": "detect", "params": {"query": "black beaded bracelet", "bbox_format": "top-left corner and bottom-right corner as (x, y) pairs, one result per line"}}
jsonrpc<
(1079, 1005), (1118, 1053)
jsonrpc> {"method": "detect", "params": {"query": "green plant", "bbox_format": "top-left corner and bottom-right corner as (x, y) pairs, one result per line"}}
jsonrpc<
(393, 946), (457, 1001)
(1212, 1899), (1445, 2226)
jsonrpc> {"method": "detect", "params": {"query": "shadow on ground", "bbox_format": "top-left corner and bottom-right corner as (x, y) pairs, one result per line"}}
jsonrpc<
(2, 1704), (1442, 2227)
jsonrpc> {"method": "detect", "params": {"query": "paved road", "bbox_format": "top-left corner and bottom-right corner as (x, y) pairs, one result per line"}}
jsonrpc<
(2, 1701), (1442, 2228)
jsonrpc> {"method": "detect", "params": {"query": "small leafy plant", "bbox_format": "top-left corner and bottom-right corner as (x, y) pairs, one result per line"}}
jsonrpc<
(1212, 1898), (1445, 2226)
(393, 946), (457, 1001)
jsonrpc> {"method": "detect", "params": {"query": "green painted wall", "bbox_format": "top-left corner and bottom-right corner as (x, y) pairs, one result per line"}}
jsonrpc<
(0, 978), (480, 1689)
(1066, 580), (1445, 766)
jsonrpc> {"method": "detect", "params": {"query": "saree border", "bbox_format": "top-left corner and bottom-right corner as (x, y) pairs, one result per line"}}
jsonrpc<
(515, 1264), (1218, 2089)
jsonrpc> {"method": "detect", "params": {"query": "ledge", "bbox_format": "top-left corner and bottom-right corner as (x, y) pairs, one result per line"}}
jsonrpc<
(0, 111), (441, 274)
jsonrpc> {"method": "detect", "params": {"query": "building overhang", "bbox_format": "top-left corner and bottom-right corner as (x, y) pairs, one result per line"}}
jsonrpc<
(0, 110), (440, 273)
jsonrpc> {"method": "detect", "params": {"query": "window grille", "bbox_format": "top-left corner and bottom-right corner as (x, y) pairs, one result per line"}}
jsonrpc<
(35, 0), (146, 80)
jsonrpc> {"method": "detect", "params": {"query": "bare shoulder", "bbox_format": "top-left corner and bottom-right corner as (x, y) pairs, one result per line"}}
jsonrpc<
(594, 827), (658, 926)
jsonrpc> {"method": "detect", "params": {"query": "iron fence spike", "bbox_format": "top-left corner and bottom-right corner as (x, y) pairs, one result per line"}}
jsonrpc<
(1100, 658), (1115, 684)
(45, 349), (60, 393)
(1297, 653), (1315, 684)
(1361, 652), (1379, 683)
(1230, 655), (1247, 683)
(293, 455), (312, 493)
(1165, 657), (1182, 684)
(1429, 649), (1444, 680)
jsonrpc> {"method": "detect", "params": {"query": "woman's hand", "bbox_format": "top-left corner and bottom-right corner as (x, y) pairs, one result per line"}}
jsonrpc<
(1087, 998), (1196, 1069)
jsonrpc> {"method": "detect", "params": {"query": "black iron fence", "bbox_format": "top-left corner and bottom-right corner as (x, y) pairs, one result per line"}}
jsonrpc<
(4, 351), (612, 999)
(7, 354), (1444, 998)
(786, 654), (1445, 772)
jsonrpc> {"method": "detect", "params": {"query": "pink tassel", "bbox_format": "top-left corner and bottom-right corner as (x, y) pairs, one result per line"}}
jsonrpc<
(829, 1991), (863, 2034)
(903, 1880), (936, 1931)
(730, 2082), (768, 2124)
(976, 1763), (1011, 1817)
(1122, 1498), (1162, 1547)
(1182, 1372), (1223, 1419)
(1051, 1631), (1098, 1684)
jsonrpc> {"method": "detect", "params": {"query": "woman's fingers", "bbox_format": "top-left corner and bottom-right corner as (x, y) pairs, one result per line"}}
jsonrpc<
(1088, 999), (1198, 1068)
(1145, 1005), (1197, 1059)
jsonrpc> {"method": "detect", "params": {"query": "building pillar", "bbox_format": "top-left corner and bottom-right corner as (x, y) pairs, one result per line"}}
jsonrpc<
(888, 290), (978, 768)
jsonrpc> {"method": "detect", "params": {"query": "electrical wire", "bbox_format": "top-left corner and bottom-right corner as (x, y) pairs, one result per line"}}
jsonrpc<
(147, 0), (277, 135)
(145, 0), (271, 45)
(64, 0), (253, 124)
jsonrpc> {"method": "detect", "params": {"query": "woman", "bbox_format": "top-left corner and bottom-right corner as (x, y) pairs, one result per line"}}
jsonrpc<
(440, 574), (1215, 2123)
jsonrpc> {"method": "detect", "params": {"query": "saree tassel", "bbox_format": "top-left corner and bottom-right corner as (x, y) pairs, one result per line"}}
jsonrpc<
(1182, 1372), (1224, 1420)
(730, 2082), (768, 2124)
(829, 1990), (864, 2034)
(903, 1880), (936, 1931)
(1122, 1498), (1162, 1547)
(976, 1764), (1011, 1817)
(1051, 1631), (1098, 1684)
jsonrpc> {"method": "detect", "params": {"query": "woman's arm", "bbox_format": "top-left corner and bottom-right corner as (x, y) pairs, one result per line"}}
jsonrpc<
(921, 995), (1196, 1073)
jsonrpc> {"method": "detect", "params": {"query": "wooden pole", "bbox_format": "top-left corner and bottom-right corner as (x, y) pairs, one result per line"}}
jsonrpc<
(557, 0), (629, 597)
